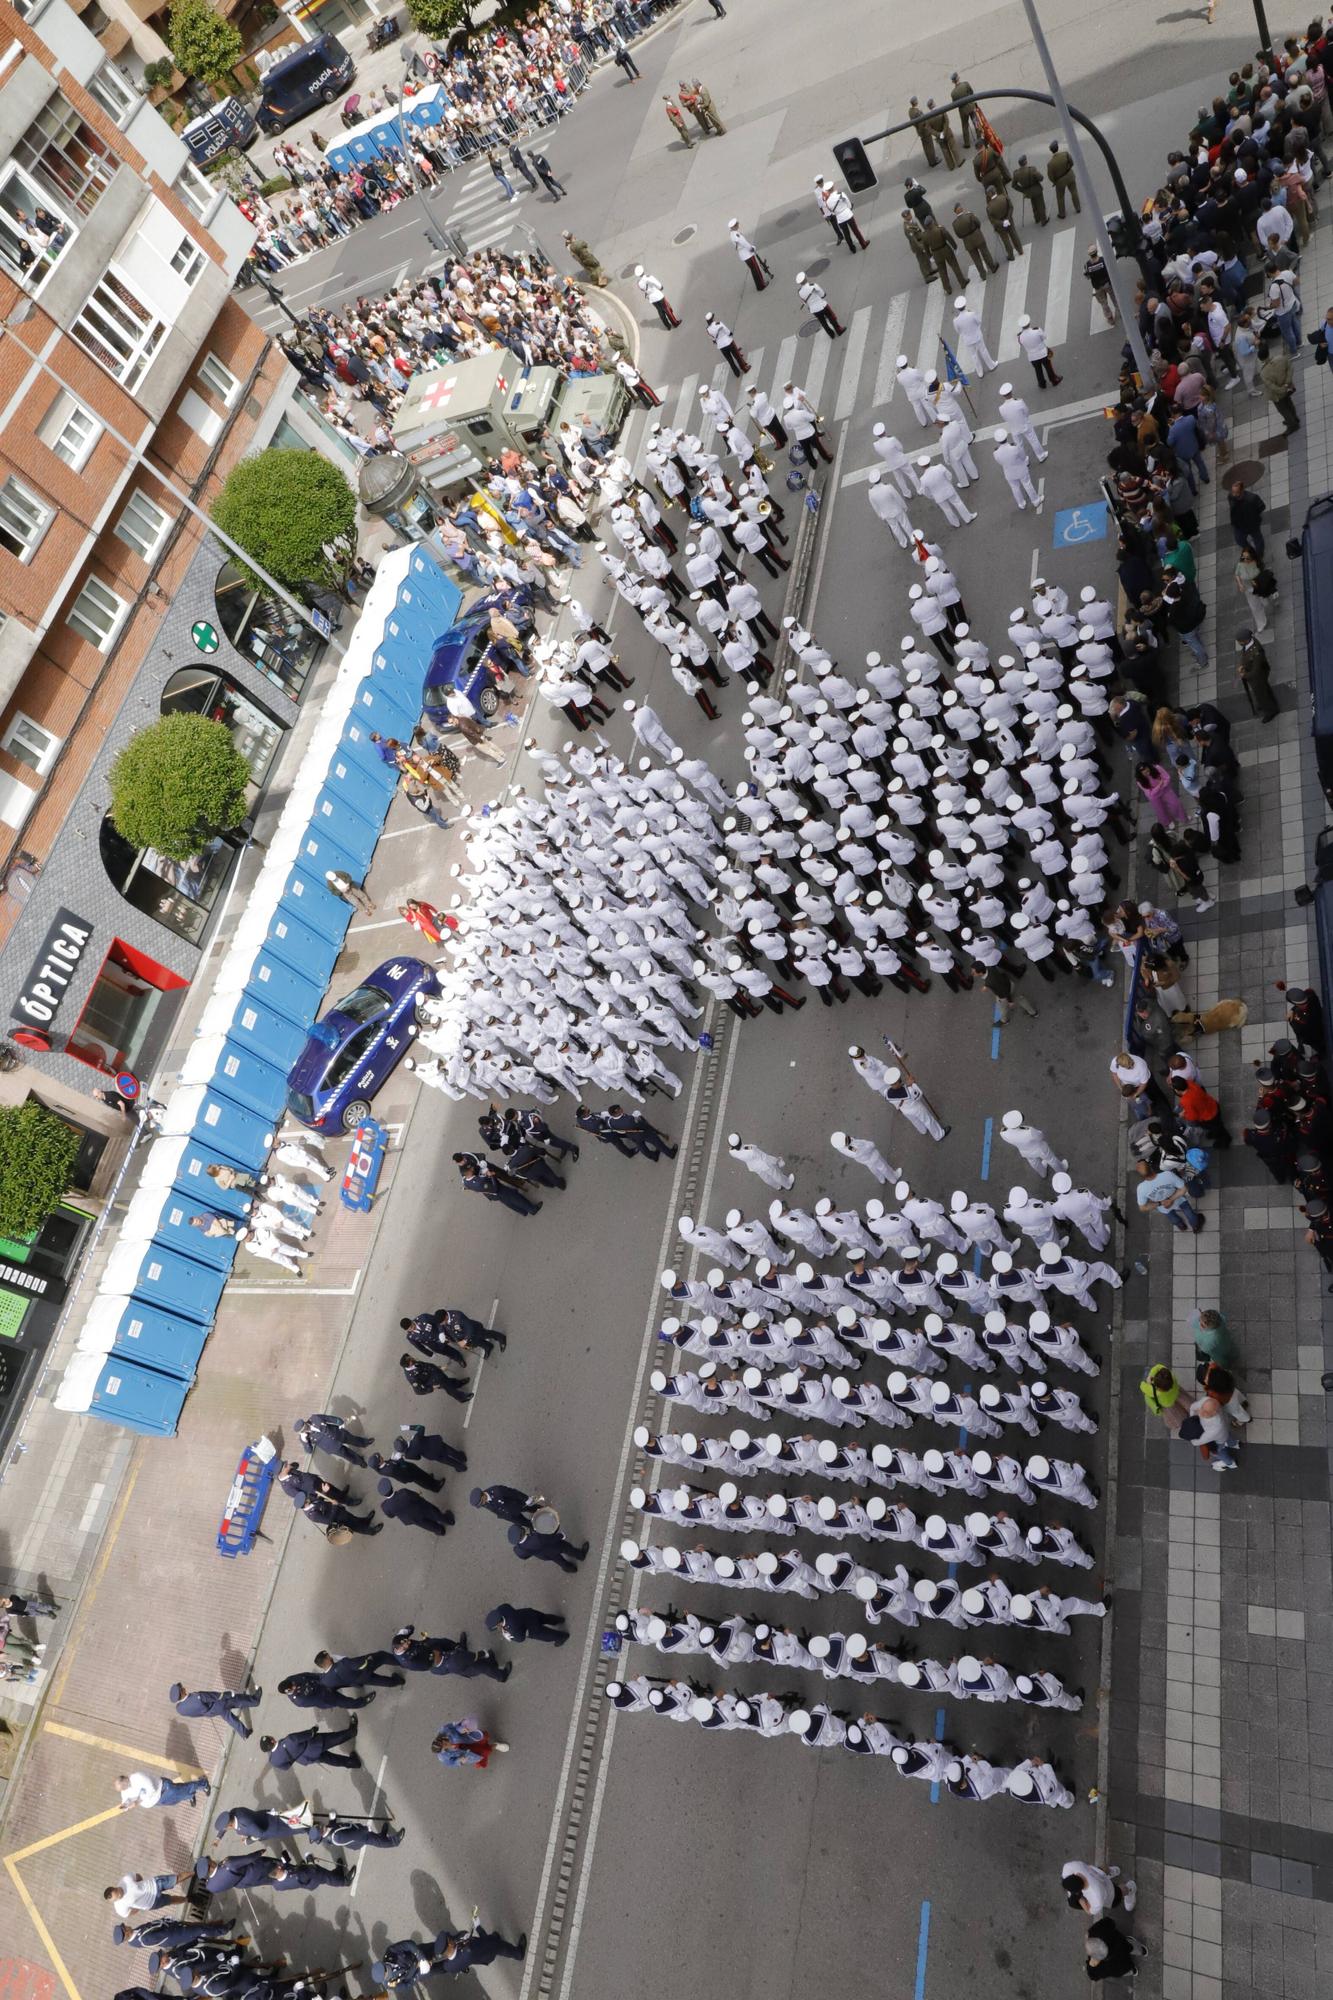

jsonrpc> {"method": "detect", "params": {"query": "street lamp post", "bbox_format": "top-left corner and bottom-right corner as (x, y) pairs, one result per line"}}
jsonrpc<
(252, 271), (303, 331)
(1016, 0), (1152, 381)
(395, 44), (447, 256)
(1, 307), (341, 658)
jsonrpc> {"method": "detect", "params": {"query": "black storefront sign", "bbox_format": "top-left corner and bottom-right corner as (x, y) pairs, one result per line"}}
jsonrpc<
(0, 1260), (63, 1301)
(11, 909), (94, 1027)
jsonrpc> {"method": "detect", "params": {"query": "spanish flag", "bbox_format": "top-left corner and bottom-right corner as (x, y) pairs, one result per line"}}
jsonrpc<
(974, 109), (1005, 155)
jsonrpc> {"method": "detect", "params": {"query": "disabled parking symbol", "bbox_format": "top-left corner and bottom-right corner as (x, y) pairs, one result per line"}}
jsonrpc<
(1052, 502), (1109, 548)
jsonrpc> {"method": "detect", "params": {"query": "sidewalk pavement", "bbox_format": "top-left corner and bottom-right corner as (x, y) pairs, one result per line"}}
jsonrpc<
(1105, 213), (1333, 2000)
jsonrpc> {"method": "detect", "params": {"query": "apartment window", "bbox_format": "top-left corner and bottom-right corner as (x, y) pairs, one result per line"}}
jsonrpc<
(1, 713), (59, 775)
(170, 237), (206, 286)
(67, 576), (127, 651)
(0, 163), (75, 286)
(39, 393), (101, 471)
(14, 97), (116, 218)
(72, 271), (165, 390)
(198, 353), (239, 406)
(0, 478), (51, 563)
(86, 64), (136, 127)
(115, 489), (169, 562)
(175, 161), (216, 221)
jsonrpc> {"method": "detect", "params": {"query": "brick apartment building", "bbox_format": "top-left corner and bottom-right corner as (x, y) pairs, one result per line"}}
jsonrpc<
(0, 0), (349, 1441)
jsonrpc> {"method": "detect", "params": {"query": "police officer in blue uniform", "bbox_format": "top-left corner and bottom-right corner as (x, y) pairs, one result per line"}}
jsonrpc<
(377, 1479), (456, 1536)
(293, 1412), (372, 1468)
(169, 1683), (262, 1740)
(278, 1670), (376, 1712)
(485, 1603), (570, 1646)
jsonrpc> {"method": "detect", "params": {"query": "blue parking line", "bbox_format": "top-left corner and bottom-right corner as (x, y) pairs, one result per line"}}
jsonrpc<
(990, 999), (1003, 1062)
(979, 1114), (993, 1184)
(914, 1900), (932, 2000)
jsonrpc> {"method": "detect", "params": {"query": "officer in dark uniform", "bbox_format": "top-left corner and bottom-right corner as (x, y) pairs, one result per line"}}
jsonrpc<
(470, 1482), (539, 1527)
(507, 1522), (589, 1571)
(1303, 1195), (1333, 1280)
(308, 1815), (406, 1852)
(279, 1462), (346, 1507)
(951, 201), (996, 275)
(453, 1151), (542, 1216)
(369, 1943), (425, 1990)
(113, 1917), (233, 1952)
(1285, 985), (1326, 1055)
(302, 1491), (382, 1537)
(278, 1670), (375, 1712)
(1011, 154), (1048, 225)
(442, 1305), (507, 1354)
(486, 1602), (570, 1645)
(293, 1412), (371, 1468)
(397, 1422), (468, 1470)
(433, 1925), (527, 1971)
(518, 1105), (579, 1159)
(605, 1106), (678, 1159)
(369, 1448), (445, 1493)
(973, 144), (1009, 197)
(429, 1633), (510, 1682)
(399, 1354), (473, 1403)
(399, 1311), (468, 1367)
(925, 98), (960, 169)
(986, 185), (1023, 260)
(266, 1856), (350, 1892)
(259, 1722), (361, 1770)
(312, 1647), (404, 1690)
(903, 176), (936, 227)
(169, 1684), (261, 1741)
(1047, 140), (1080, 216)
(212, 1807), (299, 1843)
(576, 1103), (630, 1153)
(907, 95), (937, 167)
(195, 1852), (282, 1895)
(508, 1138), (567, 1189)
(950, 71), (980, 147)
(377, 1479), (456, 1536)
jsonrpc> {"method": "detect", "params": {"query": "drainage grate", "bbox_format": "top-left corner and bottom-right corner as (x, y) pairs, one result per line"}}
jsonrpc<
(672, 223), (697, 244)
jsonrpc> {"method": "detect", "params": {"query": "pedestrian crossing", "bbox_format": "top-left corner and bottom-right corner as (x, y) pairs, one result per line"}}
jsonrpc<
(448, 157), (531, 250)
(635, 221), (1121, 494)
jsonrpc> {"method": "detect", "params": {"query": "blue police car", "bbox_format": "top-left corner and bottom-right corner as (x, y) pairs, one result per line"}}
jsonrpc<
(285, 957), (437, 1131)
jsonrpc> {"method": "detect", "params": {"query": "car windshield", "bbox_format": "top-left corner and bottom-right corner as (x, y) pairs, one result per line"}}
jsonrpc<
(287, 1090), (316, 1122)
(336, 983), (390, 1026)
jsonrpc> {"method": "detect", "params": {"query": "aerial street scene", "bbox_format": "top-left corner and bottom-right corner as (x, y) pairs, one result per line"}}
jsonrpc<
(0, 0), (1327, 1994)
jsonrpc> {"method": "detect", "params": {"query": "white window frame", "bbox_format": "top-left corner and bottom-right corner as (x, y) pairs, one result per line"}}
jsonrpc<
(175, 161), (218, 222)
(87, 64), (137, 129)
(39, 391), (101, 472)
(1, 711), (59, 775)
(198, 352), (239, 407)
(71, 268), (166, 390)
(0, 159), (78, 291)
(0, 475), (52, 563)
(114, 488), (169, 562)
(66, 575), (128, 652)
(170, 237), (206, 286)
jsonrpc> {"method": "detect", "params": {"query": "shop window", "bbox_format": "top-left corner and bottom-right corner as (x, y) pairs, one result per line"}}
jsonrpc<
(160, 665), (283, 786)
(66, 939), (187, 1076)
(99, 814), (234, 947)
(214, 558), (321, 702)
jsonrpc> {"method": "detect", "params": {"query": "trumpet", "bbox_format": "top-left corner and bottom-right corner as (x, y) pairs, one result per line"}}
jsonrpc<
(755, 496), (773, 516)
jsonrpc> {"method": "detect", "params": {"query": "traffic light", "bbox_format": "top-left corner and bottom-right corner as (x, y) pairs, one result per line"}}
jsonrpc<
(1106, 210), (1143, 260)
(833, 136), (877, 195)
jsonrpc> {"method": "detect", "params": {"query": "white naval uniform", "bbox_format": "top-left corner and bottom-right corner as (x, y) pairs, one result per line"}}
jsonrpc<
(729, 1139), (794, 1190)
(998, 1119), (1067, 1177)
(831, 1132), (901, 1184)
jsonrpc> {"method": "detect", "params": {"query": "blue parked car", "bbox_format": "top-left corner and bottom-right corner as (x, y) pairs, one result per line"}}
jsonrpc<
(285, 957), (437, 1131)
(422, 610), (506, 725)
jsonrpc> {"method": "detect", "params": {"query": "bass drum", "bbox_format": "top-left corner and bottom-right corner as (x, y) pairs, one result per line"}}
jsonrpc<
(530, 1505), (560, 1536)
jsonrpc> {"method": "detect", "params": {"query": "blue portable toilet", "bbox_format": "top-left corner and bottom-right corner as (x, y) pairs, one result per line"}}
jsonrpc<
(265, 905), (343, 990)
(138, 1135), (255, 1220)
(332, 720), (399, 802)
(102, 1234), (230, 1320)
(348, 666), (419, 740)
(80, 1294), (212, 1381)
(181, 1032), (289, 1123)
(296, 816), (375, 888)
(320, 748), (391, 831)
(119, 1184), (242, 1276)
(279, 865), (354, 950)
(55, 1350), (191, 1435)
(161, 1081), (275, 1170)
(197, 987), (312, 1072)
(237, 943), (331, 1028)
(309, 787), (379, 872)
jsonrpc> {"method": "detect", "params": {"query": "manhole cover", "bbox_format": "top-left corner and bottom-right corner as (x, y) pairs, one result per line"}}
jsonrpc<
(672, 224), (697, 245)
(804, 256), (831, 278)
(775, 209), (802, 227)
(1229, 458), (1264, 488)
(796, 319), (819, 339)
(619, 262), (639, 279)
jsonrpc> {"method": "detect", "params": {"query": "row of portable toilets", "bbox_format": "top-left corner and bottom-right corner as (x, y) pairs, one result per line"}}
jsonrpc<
(54, 545), (462, 1436)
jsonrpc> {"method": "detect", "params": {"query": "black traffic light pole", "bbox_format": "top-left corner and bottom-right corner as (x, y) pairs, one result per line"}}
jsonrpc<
(850, 89), (1157, 289)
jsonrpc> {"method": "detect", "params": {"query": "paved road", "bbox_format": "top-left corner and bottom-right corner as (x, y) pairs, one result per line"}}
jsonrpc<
(31, 4), (1271, 1996)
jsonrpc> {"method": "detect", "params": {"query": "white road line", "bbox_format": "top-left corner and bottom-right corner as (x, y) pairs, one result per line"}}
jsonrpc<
(554, 1021), (745, 2000)
(697, 361), (729, 444)
(349, 1750), (390, 1895)
(516, 1031), (715, 2000)
(996, 254), (1031, 361)
(914, 283), (945, 377)
(802, 333), (832, 418)
(461, 1293), (500, 1429)
(670, 371), (698, 432)
(767, 333), (798, 406)
(348, 916), (412, 933)
(834, 306), (872, 422)
(1044, 226), (1076, 350)
(378, 823), (434, 840)
(228, 1272), (363, 1295)
(1090, 294), (1118, 336)
(873, 292), (910, 406)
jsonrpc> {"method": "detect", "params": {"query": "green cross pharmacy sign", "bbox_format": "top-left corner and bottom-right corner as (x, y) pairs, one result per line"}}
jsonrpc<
(191, 620), (220, 655)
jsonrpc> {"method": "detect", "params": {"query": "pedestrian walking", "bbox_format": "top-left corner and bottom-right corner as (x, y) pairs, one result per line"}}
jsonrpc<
(612, 42), (640, 81)
(116, 1770), (210, 1811)
(486, 149), (517, 202)
(508, 142), (538, 191)
(378, 1480), (457, 1535)
(1084, 245), (1116, 323)
(1085, 1918), (1148, 1982)
(259, 1723), (361, 1771)
(529, 150), (566, 199)
(1063, 1861), (1137, 1915)
(169, 1684), (261, 1741)
(1236, 628), (1279, 722)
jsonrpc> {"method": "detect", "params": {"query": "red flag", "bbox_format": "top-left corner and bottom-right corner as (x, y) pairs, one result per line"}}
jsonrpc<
(975, 109), (1004, 155)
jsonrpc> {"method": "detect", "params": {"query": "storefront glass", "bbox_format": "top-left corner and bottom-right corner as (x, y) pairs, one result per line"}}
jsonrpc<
(160, 666), (283, 786)
(65, 939), (188, 1076)
(99, 815), (233, 945)
(214, 559), (322, 701)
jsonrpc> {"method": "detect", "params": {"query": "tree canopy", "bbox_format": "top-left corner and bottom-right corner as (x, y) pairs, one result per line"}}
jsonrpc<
(109, 713), (251, 863)
(404, 0), (472, 37)
(167, 0), (244, 85)
(0, 1102), (79, 1239)
(211, 447), (358, 595)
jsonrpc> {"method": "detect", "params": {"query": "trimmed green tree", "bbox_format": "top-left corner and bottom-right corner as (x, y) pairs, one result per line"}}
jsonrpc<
(109, 713), (251, 863)
(404, 0), (472, 38)
(211, 448), (357, 595)
(0, 1102), (79, 1238)
(167, 0), (244, 86)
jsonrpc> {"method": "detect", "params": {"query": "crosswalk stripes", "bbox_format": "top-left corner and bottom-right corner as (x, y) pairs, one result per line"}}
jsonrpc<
(996, 254), (1032, 362)
(833, 305), (872, 423)
(873, 293), (909, 407)
(669, 372), (698, 433)
(1044, 227), (1076, 350)
(914, 283), (945, 377)
(802, 332), (832, 419)
(767, 334), (798, 409)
